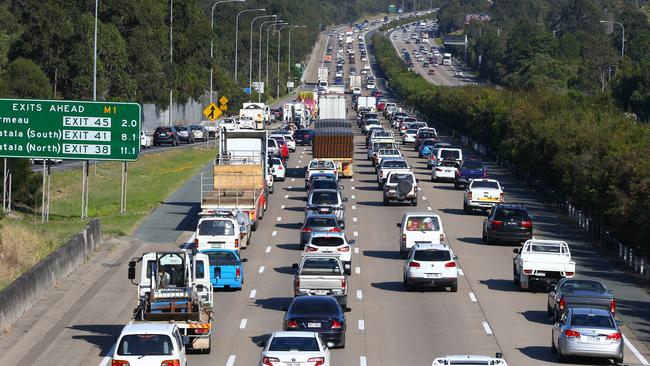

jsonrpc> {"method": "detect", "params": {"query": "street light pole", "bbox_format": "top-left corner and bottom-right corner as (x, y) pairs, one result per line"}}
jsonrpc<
(600, 20), (625, 58)
(267, 22), (286, 93)
(259, 19), (279, 102)
(235, 8), (265, 83)
(210, 0), (245, 103)
(169, 0), (173, 127)
(277, 25), (292, 99)
(250, 14), (276, 96)
(287, 25), (307, 93)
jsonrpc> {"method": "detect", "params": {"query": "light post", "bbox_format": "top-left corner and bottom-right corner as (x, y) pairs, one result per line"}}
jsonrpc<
(266, 22), (287, 92)
(249, 14), (276, 96)
(600, 20), (625, 58)
(287, 25), (307, 93)
(235, 8), (265, 83)
(169, 0), (173, 126)
(277, 25), (292, 99)
(210, 0), (245, 103)
(259, 19), (280, 102)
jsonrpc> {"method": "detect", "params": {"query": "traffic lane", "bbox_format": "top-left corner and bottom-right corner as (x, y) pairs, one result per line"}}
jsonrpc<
(391, 34), (458, 87)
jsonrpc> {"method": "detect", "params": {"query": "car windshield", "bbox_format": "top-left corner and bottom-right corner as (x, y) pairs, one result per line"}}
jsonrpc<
(471, 181), (499, 189)
(389, 174), (414, 183)
(422, 140), (435, 146)
(205, 251), (238, 266)
(312, 180), (338, 190)
(302, 258), (341, 275)
(198, 219), (234, 236)
(311, 192), (339, 205)
(367, 120), (379, 125)
(494, 208), (527, 221)
(268, 336), (320, 352)
(309, 161), (335, 170)
(462, 161), (483, 169)
(175, 126), (188, 131)
(290, 298), (340, 315)
(560, 280), (607, 293)
(305, 217), (338, 228)
(570, 313), (614, 328)
(190, 125), (201, 130)
(440, 150), (460, 160)
(414, 250), (451, 261)
(383, 160), (408, 168)
(405, 216), (440, 231)
(419, 132), (434, 139)
(311, 236), (345, 247)
(117, 334), (174, 356)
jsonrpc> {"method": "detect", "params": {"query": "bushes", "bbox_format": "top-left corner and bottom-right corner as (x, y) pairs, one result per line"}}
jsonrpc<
(372, 33), (650, 254)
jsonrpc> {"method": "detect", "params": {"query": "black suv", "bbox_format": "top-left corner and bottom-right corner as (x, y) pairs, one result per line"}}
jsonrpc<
(482, 204), (533, 244)
(153, 126), (179, 146)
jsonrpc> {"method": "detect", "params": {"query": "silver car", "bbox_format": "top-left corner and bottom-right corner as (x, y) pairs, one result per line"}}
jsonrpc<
(551, 307), (624, 364)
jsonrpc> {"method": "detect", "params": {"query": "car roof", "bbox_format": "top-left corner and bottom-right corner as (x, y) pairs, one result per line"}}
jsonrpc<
(435, 355), (507, 363)
(412, 243), (449, 251)
(305, 213), (338, 220)
(309, 189), (339, 194)
(403, 212), (441, 218)
(310, 231), (345, 238)
(271, 331), (318, 338)
(570, 307), (612, 316)
(494, 203), (527, 210)
(120, 322), (176, 335)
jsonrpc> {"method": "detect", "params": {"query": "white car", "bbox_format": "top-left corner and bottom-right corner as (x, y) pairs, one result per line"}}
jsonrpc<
(194, 211), (247, 251)
(352, 87), (361, 95)
(140, 131), (152, 149)
(463, 179), (504, 213)
(111, 323), (187, 366)
(513, 239), (576, 291)
(433, 354), (507, 366)
(305, 159), (338, 188)
(375, 148), (402, 166)
(397, 212), (445, 257)
(431, 159), (458, 182)
(304, 232), (353, 275)
(403, 243), (458, 291)
(219, 118), (238, 131)
(239, 116), (256, 129)
(363, 119), (381, 133)
(403, 128), (417, 144)
(266, 165), (275, 194)
(283, 134), (296, 151)
(270, 157), (286, 181)
(259, 331), (331, 366)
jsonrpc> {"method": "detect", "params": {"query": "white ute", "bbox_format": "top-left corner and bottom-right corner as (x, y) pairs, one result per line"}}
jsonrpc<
(513, 239), (576, 291)
(463, 179), (504, 213)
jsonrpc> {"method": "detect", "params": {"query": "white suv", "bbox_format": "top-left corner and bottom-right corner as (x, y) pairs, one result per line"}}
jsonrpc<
(397, 213), (445, 257)
(304, 232), (354, 275)
(112, 323), (187, 366)
(403, 243), (458, 292)
(194, 210), (250, 251)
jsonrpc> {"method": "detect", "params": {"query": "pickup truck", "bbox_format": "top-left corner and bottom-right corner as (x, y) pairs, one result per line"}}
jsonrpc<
(374, 148), (402, 167)
(513, 239), (576, 291)
(383, 171), (419, 206)
(305, 159), (337, 189)
(377, 158), (411, 186)
(454, 160), (487, 189)
(547, 278), (615, 321)
(293, 255), (348, 307)
(463, 179), (504, 213)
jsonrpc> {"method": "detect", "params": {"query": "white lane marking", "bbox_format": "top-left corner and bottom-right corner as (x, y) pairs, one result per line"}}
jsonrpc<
(624, 335), (650, 365)
(355, 267), (361, 275)
(258, 266), (265, 274)
(288, 186), (293, 189)
(97, 345), (116, 366)
(281, 205), (286, 209)
(427, 206), (432, 211)
(239, 318), (248, 329)
(351, 195), (356, 200)
(482, 321), (493, 335)
(360, 356), (367, 366)
(357, 289), (363, 300)
(298, 161), (302, 164)
(352, 205), (357, 210)
(272, 231), (277, 237)
(354, 247), (359, 254)
(422, 196), (427, 201)
(284, 194), (289, 199)
(469, 292), (477, 303)
(458, 268), (464, 276)
(358, 319), (365, 331)
(249, 289), (257, 299)
(276, 217), (282, 222)
(265, 246), (272, 253)
(226, 355), (236, 366)
(353, 231), (359, 237)
(351, 186), (356, 190)
(291, 178), (295, 182)
(353, 217), (358, 222)
(351, 178), (355, 182)
(296, 165), (300, 168)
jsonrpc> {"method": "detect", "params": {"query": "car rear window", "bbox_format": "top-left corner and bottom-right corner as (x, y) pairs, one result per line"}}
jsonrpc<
(462, 161), (483, 169)
(117, 334), (174, 356)
(405, 216), (441, 231)
(305, 217), (338, 228)
(290, 298), (340, 315)
(389, 173), (414, 183)
(311, 192), (339, 205)
(406, 129), (417, 134)
(570, 313), (614, 328)
(471, 181), (499, 189)
(418, 132), (434, 139)
(156, 127), (172, 132)
(311, 236), (345, 247)
(268, 337), (320, 352)
(422, 140), (435, 146)
(312, 180), (337, 190)
(302, 258), (341, 275)
(309, 161), (335, 170)
(175, 126), (188, 131)
(560, 280), (606, 293)
(205, 251), (238, 266)
(494, 208), (527, 221)
(414, 250), (451, 261)
(198, 219), (234, 236)
(440, 149), (460, 160)
(383, 160), (408, 168)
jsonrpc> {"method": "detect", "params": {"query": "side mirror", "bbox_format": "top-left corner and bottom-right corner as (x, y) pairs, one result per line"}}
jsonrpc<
(256, 340), (267, 347)
(128, 261), (136, 280)
(344, 307), (352, 313)
(292, 263), (299, 269)
(512, 248), (520, 254)
(241, 258), (249, 263)
(396, 223), (401, 228)
(453, 254), (458, 260)
(348, 240), (356, 245)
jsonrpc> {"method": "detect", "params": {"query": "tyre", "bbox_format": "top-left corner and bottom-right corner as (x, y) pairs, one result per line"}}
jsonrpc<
(344, 262), (352, 276)
(557, 347), (566, 363)
(551, 337), (557, 353)
(251, 220), (258, 232)
(411, 198), (418, 206)
(337, 334), (346, 349)
(513, 266), (520, 286)
(615, 355), (624, 365)
(482, 229), (487, 242)
(269, 185), (274, 194)
(463, 202), (471, 214)
(339, 296), (347, 308)
(453, 183), (459, 189)
(383, 196), (389, 205)
(547, 303), (553, 317)
(403, 277), (413, 291)
(449, 281), (458, 292)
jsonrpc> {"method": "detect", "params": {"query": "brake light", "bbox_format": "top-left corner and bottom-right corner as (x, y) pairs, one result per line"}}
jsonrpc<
(329, 227), (341, 232)
(294, 278), (300, 292)
(445, 261), (456, 268)
(160, 360), (180, 366)
(194, 327), (209, 334)
(467, 191), (473, 200)
(262, 357), (279, 366)
(302, 227), (313, 233)
(523, 269), (533, 275)
(499, 192), (504, 202)
(277, 165), (283, 170)
(565, 271), (574, 277)
(440, 233), (445, 242)
(331, 320), (342, 329)
(306, 246), (318, 252)
(234, 238), (239, 248)
(112, 361), (129, 366)
(287, 319), (298, 328)
(236, 267), (241, 279)
(409, 261), (420, 268)
(338, 246), (350, 252)
(491, 220), (503, 227)
(565, 329), (581, 338)
(610, 299), (616, 314)
(308, 357), (325, 366)
(483, 170), (488, 178)
(401, 234), (406, 243)
(194, 238), (199, 249)
(455, 170), (460, 177)
(607, 332), (622, 342)
(435, 168), (443, 172)
(341, 278), (346, 290)
(521, 220), (533, 229)
(559, 297), (566, 311)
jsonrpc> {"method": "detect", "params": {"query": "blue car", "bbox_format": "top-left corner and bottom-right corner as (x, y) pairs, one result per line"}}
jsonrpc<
(200, 249), (247, 290)
(418, 139), (436, 158)
(294, 129), (314, 146)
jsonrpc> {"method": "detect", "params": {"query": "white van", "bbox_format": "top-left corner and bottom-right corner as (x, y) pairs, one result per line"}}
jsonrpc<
(194, 210), (250, 251)
(397, 212), (446, 258)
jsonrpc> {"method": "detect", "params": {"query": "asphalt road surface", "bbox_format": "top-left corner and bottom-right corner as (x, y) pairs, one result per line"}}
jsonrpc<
(1, 15), (649, 366)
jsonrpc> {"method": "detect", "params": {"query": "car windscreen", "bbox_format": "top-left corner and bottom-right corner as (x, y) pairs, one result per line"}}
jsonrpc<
(175, 126), (188, 131)
(471, 181), (499, 189)
(570, 313), (614, 328)
(405, 216), (441, 231)
(560, 280), (607, 293)
(414, 250), (451, 261)
(494, 208), (527, 221)
(305, 217), (338, 228)
(117, 334), (174, 356)
(309, 161), (335, 170)
(406, 129), (417, 134)
(268, 336), (320, 352)
(366, 119), (380, 125)
(462, 161), (483, 169)
(311, 236), (345, 247)
(389, 174), (414, 183)
(190, 125), (202, 130)
(290, 298), (340, 315)
(365, 114), (378, 119)
(311, 192), (339, 205)
(440, 149), (460, 160)
(312, 180), (338, 190)
(205, 251), (239, 266)
(418, 132), (435, 139)
(383, 160), (408, 168)
(198, 220), (234, 236)
(421, 140), (435, 146)
(301, 258), (341, 275)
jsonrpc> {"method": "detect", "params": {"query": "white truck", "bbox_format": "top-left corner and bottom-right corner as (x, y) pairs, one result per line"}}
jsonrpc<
(356, 96), (377, 112)
(513, 240), (576, 291)
(442, 53), (452, 66)
(349, 74), (362, 95)
(327, 85), (345, 95)
(293, 254), (348, 307)
(318, 67), (329, 90)
(239, 103), (269, 129)
(318, 95), (347, 120)
(463, 179), (504, 213)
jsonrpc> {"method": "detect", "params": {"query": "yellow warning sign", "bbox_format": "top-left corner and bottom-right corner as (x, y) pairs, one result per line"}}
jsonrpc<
(219, 104), (228, 111)
(219, 96), (229, 105)
(203, 102), (221, 121)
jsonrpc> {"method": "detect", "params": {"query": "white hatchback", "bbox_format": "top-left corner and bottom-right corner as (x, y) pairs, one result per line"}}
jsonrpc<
(304, 232), (353, 275)
(194, 215), (243, 251)
(397, 213), (445, 257)
(431, 160), (459, 182)
(270, 157), (286, 181)
(259, 331), (331, 366)
(403, 243), (458, 292)
(112, 323), (187, 366)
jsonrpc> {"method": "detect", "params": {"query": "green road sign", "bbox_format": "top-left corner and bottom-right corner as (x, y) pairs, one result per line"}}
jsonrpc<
(0, 98), (141, 161)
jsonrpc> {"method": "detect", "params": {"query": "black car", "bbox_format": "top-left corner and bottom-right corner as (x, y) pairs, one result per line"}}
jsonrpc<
(482, 204), (533, 244)
(153, 126), (179, 146)
(547, 279), (616, 321)
(283, 296), (347, 348)
(294, 129), (314, 146)
(300, 214), (342, 247)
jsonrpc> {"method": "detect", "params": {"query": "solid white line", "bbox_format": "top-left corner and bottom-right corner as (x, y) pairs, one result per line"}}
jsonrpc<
(281, 205), (286, 209)
(358, 319), (365, 331)
(357, 289), (363, 300)
(457, 268), (464, 276)
(226, 355), (236, 366)
(360, 356), (367, 366)
(469, 292), (477, 303)
(97, 345), (116, 366)
(427, 206), (432, 211)
(355, 267), (361, 275)
(272, 231), (277, 237)
(351, 195), (356, 200)
(624, 335), (650, 365)
(353, 217), (358, 222)
(352, 205), (357, 210)
(284, 194), (289, 199)
(265, 246), (272, 253)
(353, 231), (359, 237)
(423, 196), (427, 200)
(239, 318), (247, 329)
(249, 289), (257, 299)
(482, 321), (493, 335)
(276, 217), (282, 222)
(258, 266), (265, 274)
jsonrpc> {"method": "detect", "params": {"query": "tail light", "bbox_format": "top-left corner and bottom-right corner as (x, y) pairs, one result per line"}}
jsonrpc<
(491, 220), (503, 227)
(308, 357), (325, 366)
(483, 170), (488, 178)
(277, 165), (283, 170)
(499, 192), (504, 202)
(467, 191), (473, 200)
(401, 234), (407, 243)
(607, 332), (622, 342)
(194, 327), (209, 334)
(565, 271), (574, 277)
(445, 261), (456, 268)
(341, 278), (346, 290)
(234, 239), (239, 248)
(559, 297), (566, 311)
(610, 299), (616, 314)
(302, 227), (313, 233)
(440, 233), (445, 242)
(236, 267), (241, 279)
(262, 357), (279, 366)
(455, 170), (460, 177)
(329, 227), (341, 232)
(331, 320), (343, 329)
(194, 238), (199, 249)
(112, 361), (130, 366)
(306, 246), (318, 252)
(338, 246), (350, 252)
(286, 319), (298, 328)
(160, 361), (181, 366)
(409, 261), (420, 268)
(294, 278), (300, 292)
(564, 329), (581, 338)
(523, 269), (533, 275)
(379, 169), (383, 176)
(435, 168), (443, 172)
(521, 220), (533, 229)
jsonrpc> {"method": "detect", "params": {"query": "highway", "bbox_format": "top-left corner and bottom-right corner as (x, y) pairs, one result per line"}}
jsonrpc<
(1, 15), (649, 366)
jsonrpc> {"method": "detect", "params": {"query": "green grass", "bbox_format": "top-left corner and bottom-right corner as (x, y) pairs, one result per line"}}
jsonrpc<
(0, 146), (216, 289)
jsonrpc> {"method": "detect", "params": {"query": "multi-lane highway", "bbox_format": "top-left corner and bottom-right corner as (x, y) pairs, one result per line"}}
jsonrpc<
(1, 15), (649, 366)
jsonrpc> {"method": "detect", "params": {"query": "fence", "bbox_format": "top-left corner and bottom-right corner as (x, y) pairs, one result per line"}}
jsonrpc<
(141, 99), (204, 132)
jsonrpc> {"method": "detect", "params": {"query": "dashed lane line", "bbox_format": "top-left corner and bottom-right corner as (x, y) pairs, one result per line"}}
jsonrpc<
(258, 266), (265, 274)
(358, 319), (365, 331)
(469, 292), (477, 303)
(482, 321), (493, 335)
(249, 290), (257, 299)
(360, 356), (367, 366)
(239, 319), (247, 329)
(353, 231), (359, 237)
(272, 231), (277, 237)
(352, 205), (357, 210)
(357, 289), (363, 300)
(354, 247), (359, 254)
(276, 217), (282, 222)
(265, 246), (272, 253)
(353, 217), (358, 222)
(226, 355), (236, 366)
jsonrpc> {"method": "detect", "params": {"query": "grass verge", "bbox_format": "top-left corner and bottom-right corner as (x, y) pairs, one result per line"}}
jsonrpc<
(0, 146), (215, 289)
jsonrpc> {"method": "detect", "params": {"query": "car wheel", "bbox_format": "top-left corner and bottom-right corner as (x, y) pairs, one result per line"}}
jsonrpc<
(615, 355), (624, 364)
(338, 334), (346, 349)
(383, 196), (389, 205)
(482, 229), (488, 242)
(453, 182), (458, 189)
(551, 337), (557, 353)
(547, 303), (554, 317)
(463, 202), (471, 214)
(269, 185), (274, 194)
(513, 266), (520, 286)
(403, 277), (413, 291)
(449, 281), (458, 292)
(344, 263), (352, 276)
(556, 346), (566, 363)
(411, 198), (417, 206)
(251, 220), (258, 232)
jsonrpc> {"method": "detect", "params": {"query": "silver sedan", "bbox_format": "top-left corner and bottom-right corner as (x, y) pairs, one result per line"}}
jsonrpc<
(551, 307), (624, 364)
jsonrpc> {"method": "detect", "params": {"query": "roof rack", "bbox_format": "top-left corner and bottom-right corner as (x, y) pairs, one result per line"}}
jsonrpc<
(199, 209), (238, 218)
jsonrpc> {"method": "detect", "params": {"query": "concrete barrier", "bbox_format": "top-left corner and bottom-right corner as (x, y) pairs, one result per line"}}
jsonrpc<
(0, 220), (102, 331)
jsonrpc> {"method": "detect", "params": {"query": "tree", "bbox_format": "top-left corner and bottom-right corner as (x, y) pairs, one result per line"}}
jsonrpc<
(0, 58), (51, 99)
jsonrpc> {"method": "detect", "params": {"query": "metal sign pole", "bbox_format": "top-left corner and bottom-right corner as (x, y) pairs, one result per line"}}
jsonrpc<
(8, 172), (11, 213)
(81, 160), (89, 219)
(2, 158), (6, 211)
(45, 166), (50, 221)
(120, 161), (128, 214)
(41, 162), (47, 223)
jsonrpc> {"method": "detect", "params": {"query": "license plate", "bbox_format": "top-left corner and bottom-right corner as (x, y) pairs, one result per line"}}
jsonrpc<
(506, 221), (519, 226)
(210, 244), (223, 248)
(322, 251), (334, 254)
(314, 290), (328, 295)
(287, 363), (300, 366)
(307, 322), (321, 328)
(160, 133), (166, 136)
(478, 197), (496, 201)
(426, 273), (440, 278)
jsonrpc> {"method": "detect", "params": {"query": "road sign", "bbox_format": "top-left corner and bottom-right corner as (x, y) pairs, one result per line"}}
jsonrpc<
(287, 81), (295, 88)
(219, 96), (229, 105)
(252, 82), (265, 94)
(219, 104), (228, 111)
(0, 98), (140, 161)
(203, 102), (221, 121)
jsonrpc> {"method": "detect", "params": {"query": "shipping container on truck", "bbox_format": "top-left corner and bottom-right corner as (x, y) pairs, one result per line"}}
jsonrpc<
(201, 130), (268, 231)
(313, 120), (354, 177)
(318, 95), (347, 120)
(349, 75), (362, 93)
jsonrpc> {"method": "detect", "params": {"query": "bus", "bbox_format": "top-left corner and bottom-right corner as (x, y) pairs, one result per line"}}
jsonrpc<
(442, 53), (452, 66)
